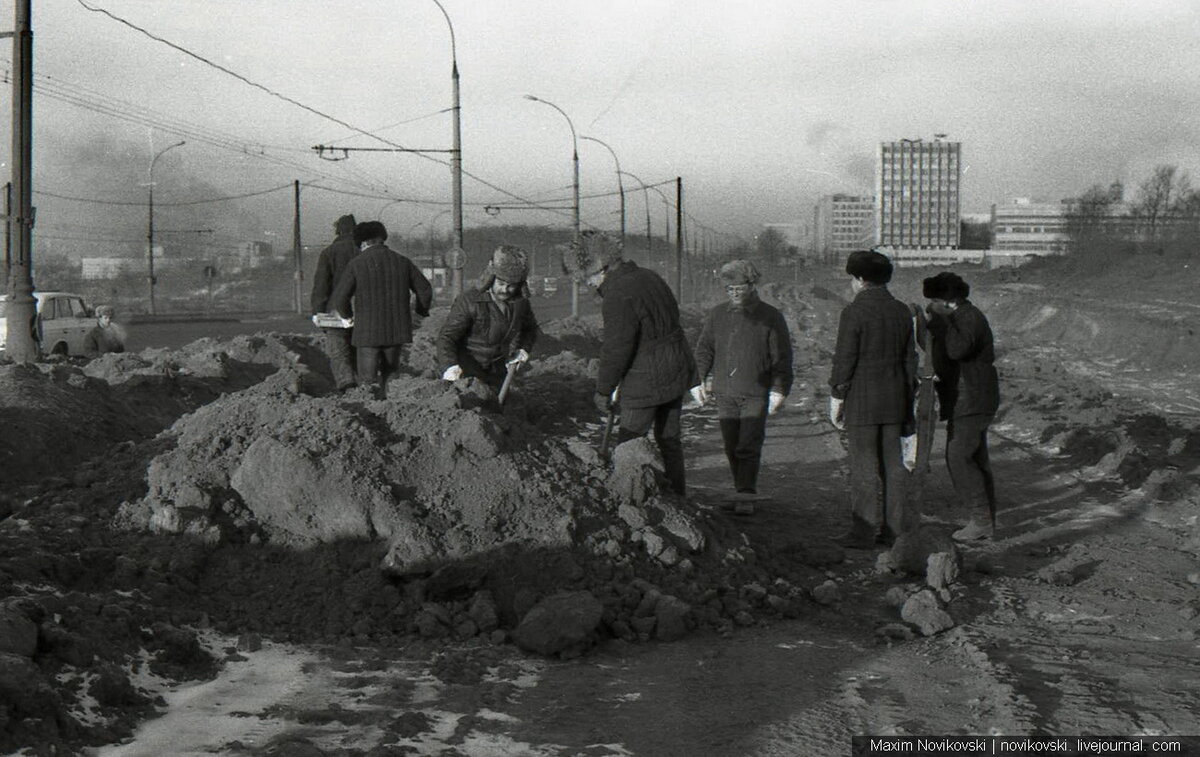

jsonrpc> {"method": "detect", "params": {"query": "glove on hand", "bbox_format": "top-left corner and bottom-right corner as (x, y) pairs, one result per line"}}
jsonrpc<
(594, 391), (612, 415)
(441, 365), (463, 381)
(507, 348), (531, 366)
(768, 391), (786, 415)
(829, 397), (846, 430)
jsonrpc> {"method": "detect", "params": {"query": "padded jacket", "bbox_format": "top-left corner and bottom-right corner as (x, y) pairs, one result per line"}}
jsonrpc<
(436, 287), (539, 373)
(596, 261), (697, 409)
(926, 300), (1000, 419)
(694, 296), (794, 398)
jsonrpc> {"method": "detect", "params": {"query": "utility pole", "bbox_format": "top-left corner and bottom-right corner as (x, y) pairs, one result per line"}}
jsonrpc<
(292, 180), (302, 314)
(3, 182), (10, 291)
(675, 177), (683, 299)
(4, 0), (36, 361)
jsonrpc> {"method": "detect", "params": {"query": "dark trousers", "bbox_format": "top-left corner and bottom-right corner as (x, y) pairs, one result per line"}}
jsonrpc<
(617, 396), (686, 496)
(716, 393), (768, 493)
(356, 345), (404, 388)
(847, 423), (908, 539)
(322, 328), (356, 390)
(946, 413), (997, 526)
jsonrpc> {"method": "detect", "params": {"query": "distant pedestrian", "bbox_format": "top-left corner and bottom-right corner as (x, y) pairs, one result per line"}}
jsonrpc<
(83, 304), (125, 358)
(828, 250), (917, 548)
(310, 213), (359, 391)
(692, 259), (793, 514)
(922, 271), (1000, 541)
(330, 221), (433, 392)
(437, 245), (539, 392)
(562, 231), (697, 496)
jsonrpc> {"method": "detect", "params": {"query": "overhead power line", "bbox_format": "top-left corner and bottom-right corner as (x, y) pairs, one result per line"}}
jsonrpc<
(34, 184), (293, 207)
(71, 0), (601, 224)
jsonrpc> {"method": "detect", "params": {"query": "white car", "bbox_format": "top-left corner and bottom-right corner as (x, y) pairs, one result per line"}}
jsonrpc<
(0, 291), (96, 356)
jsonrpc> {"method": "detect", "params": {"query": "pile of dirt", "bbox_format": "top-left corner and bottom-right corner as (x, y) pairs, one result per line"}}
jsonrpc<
(0, 318), (834, 754)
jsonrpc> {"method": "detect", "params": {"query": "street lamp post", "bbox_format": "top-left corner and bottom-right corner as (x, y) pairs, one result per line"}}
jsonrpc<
(147, 140), (185, 316)
(430, 0), (464, 298)
(523, 94), (580, 318)
(618, 170), (653, 270)
(581, 135), (625, 247)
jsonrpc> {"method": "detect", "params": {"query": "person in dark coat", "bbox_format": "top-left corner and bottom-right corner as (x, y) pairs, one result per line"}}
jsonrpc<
(828, 250), (917, 548)
(330, 221), (433, 392)
(923, 271), (1000, 541)
(310, 214), (359, 391)
(83, 304), (125, 358)
(437, 245), (539, 392)
(692, 259), (793, 513)
(563, 231), (697, 496)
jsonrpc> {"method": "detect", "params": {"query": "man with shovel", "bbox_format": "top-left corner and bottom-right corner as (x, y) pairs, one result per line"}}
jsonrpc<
(562, 231), (696, 496)
(437, 245), (539, 401)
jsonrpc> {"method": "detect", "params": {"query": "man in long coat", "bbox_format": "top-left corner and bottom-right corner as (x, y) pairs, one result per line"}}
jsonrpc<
(923, 271), (1000, 541)
(828, 250), (917, 548)
(563, 231), (697, 496)
(331, 221), (433, 392)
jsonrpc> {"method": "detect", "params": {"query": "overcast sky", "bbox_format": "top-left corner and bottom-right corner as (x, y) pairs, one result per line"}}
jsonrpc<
(7, 0), (1200, 249)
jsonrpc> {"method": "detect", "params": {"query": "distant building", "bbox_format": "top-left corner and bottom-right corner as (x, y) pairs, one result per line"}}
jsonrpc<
(814, 194), (875, 265)
(230, 241), (276, 272)
(990, 198), (1072, 255)
(81, 257), (140, 280)
(875, 136), (961, 249)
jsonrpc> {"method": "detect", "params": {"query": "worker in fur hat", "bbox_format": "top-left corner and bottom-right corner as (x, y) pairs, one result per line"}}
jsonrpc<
(922, 271), (999, 541)
(310, 213), (360, 391)
(562, 230), (697, 496)
(692, 259), (794, 514)
(436, 245), (540, 392)
(828, 250), (917, 548)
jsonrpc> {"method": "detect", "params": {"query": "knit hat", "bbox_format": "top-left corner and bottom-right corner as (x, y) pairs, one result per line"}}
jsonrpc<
(560, 231), (623, 281)
(94, 304), (115, 317)
(353, 220), (388, 246)
(487, 245), (530, 283)
(334, 214), (357, 235)
(922, 271), (970, 300)
(845, 249), (893, 285)
(719, 259), (761, 286)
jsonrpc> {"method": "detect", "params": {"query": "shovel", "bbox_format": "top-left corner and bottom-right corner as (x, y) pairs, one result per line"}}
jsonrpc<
(497, 360), (522, 406)
(598, 386), (621, 464)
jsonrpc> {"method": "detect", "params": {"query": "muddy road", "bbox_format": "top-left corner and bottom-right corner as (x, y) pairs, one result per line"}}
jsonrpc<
(3, 263), (1200, 756)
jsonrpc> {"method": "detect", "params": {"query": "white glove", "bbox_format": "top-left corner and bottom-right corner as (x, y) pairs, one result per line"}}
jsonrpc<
(901, 434), (918, 472)
(611, 387), (621, 404)
(829, 397), (845, 430)
(441, 365), (463, 381)
(507, 348), (530, 366)
(689, 385), (708, 405)
(767, 391), (786, 415)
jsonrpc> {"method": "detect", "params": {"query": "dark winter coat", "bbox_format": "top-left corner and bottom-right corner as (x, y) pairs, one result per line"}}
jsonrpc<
(330, 244), (433, 348)
(694, 296), (794, 398)
(926, 300), (1000, 419)
(436, 287), (539, 372)
(596, 261), (697, 409)
(310, 233), (359, 315)
(828, 285), (917, 427)
(83, 325), (124, 358)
